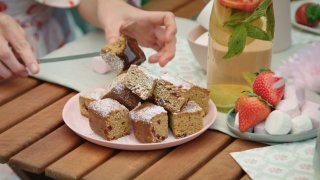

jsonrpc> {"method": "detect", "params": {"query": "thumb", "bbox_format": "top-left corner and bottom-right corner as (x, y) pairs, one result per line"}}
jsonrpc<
(104, 24), (121, 44)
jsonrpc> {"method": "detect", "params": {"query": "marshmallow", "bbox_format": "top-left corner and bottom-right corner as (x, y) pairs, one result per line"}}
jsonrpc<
(235, 113), (253, 133)
(195, 32), (209, 46)
(91, 56), (112, 74)
(265, 110), (292, 135)
(276, 99), (300, 118)
(294, 85), (306, 109)
(291, 115), (313, 134)
(287, 85), (305, 108)
(301, 101), (320, 129)
(283, 85), (295, 99)
(276, 85), (304, 118)
(254, 121), (268, 134)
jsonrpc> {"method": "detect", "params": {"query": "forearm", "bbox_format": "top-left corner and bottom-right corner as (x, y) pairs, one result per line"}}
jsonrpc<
(78, 0), (100, 27)
(78, 0), (128, 28)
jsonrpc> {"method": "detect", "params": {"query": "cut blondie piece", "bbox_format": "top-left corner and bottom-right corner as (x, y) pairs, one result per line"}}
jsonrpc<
(88, 98), (130, 140)
(124, 65), (158, 100)
(104, 73), (141, 110)
(186, 82), (210, 114)
(130, 102), (168, 143)
(79, 88), (107, 118)
(170, 101), (205, 138)
(153, 73), (191, 113)
(100, 35), (146, 74)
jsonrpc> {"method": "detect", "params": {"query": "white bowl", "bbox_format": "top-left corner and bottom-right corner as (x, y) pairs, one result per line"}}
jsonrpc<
(186, 25), (208, 72)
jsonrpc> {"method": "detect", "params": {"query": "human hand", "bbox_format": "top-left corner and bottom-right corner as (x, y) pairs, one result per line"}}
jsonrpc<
(97, 0), (177, 67)
(0, 13), (39, 80)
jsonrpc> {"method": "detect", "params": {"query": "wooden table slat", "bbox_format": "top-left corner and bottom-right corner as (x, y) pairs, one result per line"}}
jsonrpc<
(46, 142), (116, 179)
(0, 83), (70, 133)
(0, 93), (75, 163)
(9, 125), (83, 174)
(83, 149), (169, 180)
(0, 78), (40, 106)
(189, 139), (265, 180)
(174, 0), (207, 18)
(142, 0), (191, 12)
(135, 131), (233, 180)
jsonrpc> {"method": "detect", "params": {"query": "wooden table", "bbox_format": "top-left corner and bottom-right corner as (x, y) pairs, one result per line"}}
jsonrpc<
(0, 1), (265, 179)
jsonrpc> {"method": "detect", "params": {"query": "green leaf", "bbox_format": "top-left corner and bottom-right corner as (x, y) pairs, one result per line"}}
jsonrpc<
(230, 11), (251, 20)
(244, 0), (271, 23)
(254, 68), (271, 76)
(224, 11), (251, 28)
(229, 107), (236, 114)
(306, 4), (320, 23)
(224, 20), (241, 29)
(243, 91), (274, 108)
(245, 23), (271, 40)
(266, 4), (275, 39)
(243, 91), (257, 97)
(223, 0), (273, 59)
(223, 24), (247, 59)
(231, 8), (242, 15)
(316, 5), (320, 19)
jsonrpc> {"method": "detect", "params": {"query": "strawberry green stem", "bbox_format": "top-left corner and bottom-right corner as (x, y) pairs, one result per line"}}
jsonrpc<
(306, 4), (320, 23)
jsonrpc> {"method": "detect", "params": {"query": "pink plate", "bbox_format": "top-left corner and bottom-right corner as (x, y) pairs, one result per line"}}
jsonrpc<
(63, 93), (217, 150)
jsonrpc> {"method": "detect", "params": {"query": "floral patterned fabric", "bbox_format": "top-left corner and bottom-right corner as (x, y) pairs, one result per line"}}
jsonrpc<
(231, 139), (317, 180)
(0, 0), (80, 58)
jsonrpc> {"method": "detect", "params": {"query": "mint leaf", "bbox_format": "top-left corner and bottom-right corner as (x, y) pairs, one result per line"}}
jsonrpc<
(244, 0), (271, 23)
(224, 24), (247, 59)
(223, 0), (273, 59)
(224, 20), (241, 28)
(224, 11), (250, 28)
(266, 4), (275, 39)
(245, 23), (271, 40)
(231, 8), (242, 15)
(230, 11), (251, 21)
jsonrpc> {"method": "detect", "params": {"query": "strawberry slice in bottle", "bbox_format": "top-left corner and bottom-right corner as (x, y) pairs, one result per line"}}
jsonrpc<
(218, 0), (263, 12)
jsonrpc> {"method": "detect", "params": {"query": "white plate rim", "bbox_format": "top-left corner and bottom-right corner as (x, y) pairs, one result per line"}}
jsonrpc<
(62, 93), (218, 150)
(227, 111), (318, 143)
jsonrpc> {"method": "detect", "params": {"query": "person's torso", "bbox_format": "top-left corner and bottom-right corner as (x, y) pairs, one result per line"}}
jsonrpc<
(0, 0), (75, 57)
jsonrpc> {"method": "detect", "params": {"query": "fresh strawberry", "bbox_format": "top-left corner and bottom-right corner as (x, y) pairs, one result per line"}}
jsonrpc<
(295, 3), (320, 27)
(235, 94), (246, 112)
(253, 71), (284, 106)
(218, 0), (263, 12)
(236, 93), (271, 132)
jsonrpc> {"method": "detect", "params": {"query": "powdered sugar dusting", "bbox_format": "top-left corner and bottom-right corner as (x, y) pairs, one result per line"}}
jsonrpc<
(88, 98), (128, 118)
(113, 84), (126, 94)
(180, 101), (202, 113)
(101, 52), (124, 74)
(125, 65), (158, 100)
(132, 65), (158, 80)
(106, 73), (127, 93)
(161, 73), (192, 90)
(81, 88), (107, 100)
(114, 73), (127, 84)
(130, 103), (167, 122)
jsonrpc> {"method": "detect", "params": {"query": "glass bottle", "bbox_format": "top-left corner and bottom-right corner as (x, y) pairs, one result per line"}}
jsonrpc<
(208, 0), (274, 112)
